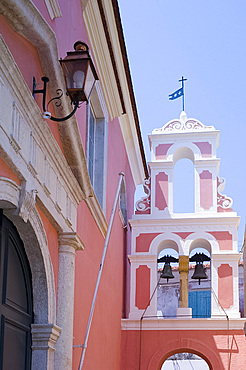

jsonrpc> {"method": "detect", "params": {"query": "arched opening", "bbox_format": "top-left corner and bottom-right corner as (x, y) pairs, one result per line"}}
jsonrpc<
(173, 157), (194, 213)
(161, 352), (210, 369)
(157, 243), (179, 318)
(0, 211), (33, 369)
(188, 242), (211, 318)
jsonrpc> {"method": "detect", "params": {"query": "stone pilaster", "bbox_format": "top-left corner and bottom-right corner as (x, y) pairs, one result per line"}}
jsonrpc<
(31, 324), (61, 370)
(54, 232), (84, 370)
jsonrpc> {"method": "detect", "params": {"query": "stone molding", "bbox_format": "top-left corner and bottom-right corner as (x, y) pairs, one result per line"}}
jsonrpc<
(44, 0), (62, 19)
(18, 188), (38, 223)
(32, 324), (61, 370)
(31, 324), (61, 351)
(0, 183), (56, 325)
(0, 176), (19, 209)
(58, 232), (85, 251)
(0, 35), (83, 231)
(0, 0), (108, 227)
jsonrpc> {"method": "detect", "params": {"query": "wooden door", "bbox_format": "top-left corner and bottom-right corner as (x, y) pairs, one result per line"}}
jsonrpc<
(0, 211), (33, 369)
(189, 290), (211, 318)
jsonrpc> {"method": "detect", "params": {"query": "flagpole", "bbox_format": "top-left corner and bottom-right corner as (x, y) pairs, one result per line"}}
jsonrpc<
(179, 76), (187, 111)
(182, 78), (184, 111)
(169, 77), (187, 111)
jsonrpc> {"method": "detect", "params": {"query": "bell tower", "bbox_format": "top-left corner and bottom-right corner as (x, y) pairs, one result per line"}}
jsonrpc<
(128, 112), (240, 319)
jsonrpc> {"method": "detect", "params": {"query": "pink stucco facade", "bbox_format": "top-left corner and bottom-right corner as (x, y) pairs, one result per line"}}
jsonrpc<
(0, 2), (244, 370)
(0, 1), (147, 369)
(121, 327), (246, 369)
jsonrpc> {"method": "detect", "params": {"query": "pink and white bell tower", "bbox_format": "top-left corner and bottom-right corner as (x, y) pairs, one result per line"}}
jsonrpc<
(121, 113), (246, 370)
(128, 111), (240, 320)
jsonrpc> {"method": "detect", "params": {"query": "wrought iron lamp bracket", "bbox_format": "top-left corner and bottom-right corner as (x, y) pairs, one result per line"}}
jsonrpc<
(33, 76), (80, 122)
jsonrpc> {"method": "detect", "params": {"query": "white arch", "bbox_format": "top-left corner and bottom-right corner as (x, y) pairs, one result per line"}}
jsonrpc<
(0, 177), (56, 324)
(167, 142), (202, 163)
(149, 232), (184, 256)
(184, 231), (219, 256)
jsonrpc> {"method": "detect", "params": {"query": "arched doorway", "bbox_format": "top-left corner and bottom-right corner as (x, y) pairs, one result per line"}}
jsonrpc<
(161, 352), (209, 369)
(0, 210), (33, 369)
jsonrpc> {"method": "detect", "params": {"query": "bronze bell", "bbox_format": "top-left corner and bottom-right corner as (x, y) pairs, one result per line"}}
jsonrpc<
(160, 263), (174, 283)
(191, 263), (208, 285)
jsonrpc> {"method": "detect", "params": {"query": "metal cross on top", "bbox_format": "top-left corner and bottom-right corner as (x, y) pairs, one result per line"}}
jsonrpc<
(169, 76), (187, 111)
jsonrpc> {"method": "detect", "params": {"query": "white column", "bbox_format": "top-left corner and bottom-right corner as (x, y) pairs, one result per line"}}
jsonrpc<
(54, 232), (84, 370)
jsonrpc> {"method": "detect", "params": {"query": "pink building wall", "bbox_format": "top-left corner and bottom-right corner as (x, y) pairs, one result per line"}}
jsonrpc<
(0, 1), (143, 369)
(121, 328), (246, 369)
(73, 120), (136, 368)
(0, 14), (64, 153)
(0, 157), (21, 185)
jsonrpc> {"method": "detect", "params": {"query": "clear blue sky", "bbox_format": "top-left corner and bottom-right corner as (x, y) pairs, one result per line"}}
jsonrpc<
(119, 0), (246, 248)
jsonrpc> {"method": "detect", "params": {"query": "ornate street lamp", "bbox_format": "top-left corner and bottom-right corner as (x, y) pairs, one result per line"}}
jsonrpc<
(33, 41), (98, 122)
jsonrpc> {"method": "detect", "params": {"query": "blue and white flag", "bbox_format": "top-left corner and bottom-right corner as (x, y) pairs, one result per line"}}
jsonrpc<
(169, 87), (183, 100)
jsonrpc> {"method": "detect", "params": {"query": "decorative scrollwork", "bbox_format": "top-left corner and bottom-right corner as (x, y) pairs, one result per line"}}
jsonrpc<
(135, 178), (151, 213)
(217, 177), (225, 193)
(47, 89), (63, 110)
(217, 177), (233, 210)
(155, 119), (214, 132)
(153, 113), (214, 133)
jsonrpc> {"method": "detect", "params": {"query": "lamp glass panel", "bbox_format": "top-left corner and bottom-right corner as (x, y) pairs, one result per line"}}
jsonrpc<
(62, 59), (88, 90)
(84, 63), (96, 100)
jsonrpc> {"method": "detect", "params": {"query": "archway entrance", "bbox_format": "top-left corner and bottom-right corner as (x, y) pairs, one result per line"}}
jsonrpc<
(161, 352), (209, 369)
(0, 211), (33, 369)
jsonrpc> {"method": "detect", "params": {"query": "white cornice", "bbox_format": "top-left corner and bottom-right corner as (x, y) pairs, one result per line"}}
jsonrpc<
(119, 114), (146, 186)
(149, 129), (220, 141)
(121, 318), (246, 331)
(129, 216), (240, 228)
(83, 1), (122, 120)
(103, 0), (146, 185)
(128, 255), (156, 263)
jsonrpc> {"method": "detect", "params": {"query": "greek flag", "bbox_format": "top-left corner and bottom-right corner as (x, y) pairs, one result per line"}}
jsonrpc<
(169, 87), (183, 100)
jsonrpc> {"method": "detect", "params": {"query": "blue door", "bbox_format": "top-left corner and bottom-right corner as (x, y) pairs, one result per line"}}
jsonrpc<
(188, 290), (211, 318)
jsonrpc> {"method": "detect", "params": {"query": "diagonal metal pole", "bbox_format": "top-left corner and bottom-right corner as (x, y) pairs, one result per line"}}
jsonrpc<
(78, 172), (125, 370)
